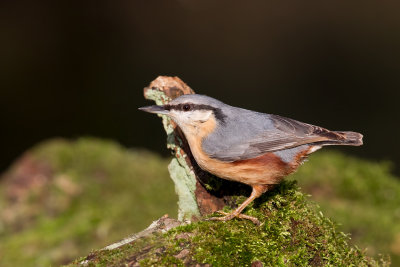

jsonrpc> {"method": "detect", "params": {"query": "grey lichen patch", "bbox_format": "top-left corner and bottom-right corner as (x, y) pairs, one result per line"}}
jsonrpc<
(144, 87), (200, 221)
(168, 158), (199, 221)
(144, 87), (172, 105)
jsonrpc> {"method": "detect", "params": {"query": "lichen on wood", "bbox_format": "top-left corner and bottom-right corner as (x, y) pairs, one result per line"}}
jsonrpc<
(143, 77), (200, 221)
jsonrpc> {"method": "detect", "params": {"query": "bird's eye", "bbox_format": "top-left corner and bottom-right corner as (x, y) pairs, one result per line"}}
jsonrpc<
(182, 104), (191, 111)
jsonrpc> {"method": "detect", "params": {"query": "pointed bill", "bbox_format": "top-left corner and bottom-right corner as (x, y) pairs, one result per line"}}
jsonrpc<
(138, 105), (169, 115)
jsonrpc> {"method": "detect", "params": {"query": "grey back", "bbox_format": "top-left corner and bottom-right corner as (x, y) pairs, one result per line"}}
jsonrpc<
(171, 94), (332, 162)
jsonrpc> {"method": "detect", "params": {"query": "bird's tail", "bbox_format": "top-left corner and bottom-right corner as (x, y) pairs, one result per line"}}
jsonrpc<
(331, 131), (363, 146)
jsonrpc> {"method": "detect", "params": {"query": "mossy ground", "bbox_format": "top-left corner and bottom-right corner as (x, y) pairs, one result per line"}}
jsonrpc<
(0, 139), (399, 266)
(291, 151), (400, 265)
(68, 181), (388, 266)
(0, 138), (177, 266)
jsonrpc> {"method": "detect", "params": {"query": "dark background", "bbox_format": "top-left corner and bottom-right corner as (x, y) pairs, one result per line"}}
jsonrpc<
(1, 1), (400, 174)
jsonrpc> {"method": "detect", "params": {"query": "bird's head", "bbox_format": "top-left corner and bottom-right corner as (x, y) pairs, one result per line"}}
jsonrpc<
(139, 94), (227, 134)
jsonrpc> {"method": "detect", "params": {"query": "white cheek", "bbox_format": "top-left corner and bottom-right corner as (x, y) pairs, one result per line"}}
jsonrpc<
(170, 110), (212, 126)
(191, 110), (212, 122)
(170, 111), (190, 125)
(183, 113), (193, 124)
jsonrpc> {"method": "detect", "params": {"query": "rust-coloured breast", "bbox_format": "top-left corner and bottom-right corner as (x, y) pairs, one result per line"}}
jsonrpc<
(233, 152), (287, 168)
(227, 152), (291, 185)
(190, 142), (292, 185)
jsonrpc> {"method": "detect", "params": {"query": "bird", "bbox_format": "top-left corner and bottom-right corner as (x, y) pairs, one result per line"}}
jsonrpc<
(139, 94), (363, 224)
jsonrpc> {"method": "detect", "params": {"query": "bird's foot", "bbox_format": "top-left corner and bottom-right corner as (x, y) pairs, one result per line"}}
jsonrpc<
(208, 211), (260, 225)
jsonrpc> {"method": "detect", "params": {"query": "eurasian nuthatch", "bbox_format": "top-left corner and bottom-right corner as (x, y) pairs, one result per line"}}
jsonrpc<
(139, 94), (363, 224)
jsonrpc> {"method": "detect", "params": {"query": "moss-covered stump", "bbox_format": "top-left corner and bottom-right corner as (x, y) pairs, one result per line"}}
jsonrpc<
(69, 181), (388, 266)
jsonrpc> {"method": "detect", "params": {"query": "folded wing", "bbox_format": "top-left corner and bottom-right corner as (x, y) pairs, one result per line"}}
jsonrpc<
(206, 114), (344, 162)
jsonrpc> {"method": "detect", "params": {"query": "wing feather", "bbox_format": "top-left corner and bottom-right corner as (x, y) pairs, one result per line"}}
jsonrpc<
(206, 114), (343, 162)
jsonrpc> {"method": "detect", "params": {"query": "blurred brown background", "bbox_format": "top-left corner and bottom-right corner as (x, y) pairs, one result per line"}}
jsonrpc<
(1, 0), (400, 174)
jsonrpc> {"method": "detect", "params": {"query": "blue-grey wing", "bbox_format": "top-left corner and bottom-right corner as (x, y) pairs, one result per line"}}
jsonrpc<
(202, 112), (342, 162)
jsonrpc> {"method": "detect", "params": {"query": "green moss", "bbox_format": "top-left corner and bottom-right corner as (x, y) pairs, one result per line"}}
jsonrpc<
(169, 181), (382, 266)
(67, 181), (389, 266)
(292, 150), (400, 265)
(0, 138), (178, 267)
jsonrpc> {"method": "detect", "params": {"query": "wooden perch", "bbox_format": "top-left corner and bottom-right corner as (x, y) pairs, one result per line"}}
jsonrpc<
(143, 76), (248, 221)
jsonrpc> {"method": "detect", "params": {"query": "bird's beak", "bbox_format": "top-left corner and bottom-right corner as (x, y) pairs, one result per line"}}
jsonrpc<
(138, 105), (170, 115)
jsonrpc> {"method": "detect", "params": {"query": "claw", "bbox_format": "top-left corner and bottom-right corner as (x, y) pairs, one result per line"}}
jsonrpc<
(206, 185), (268, 226)
(237, 214), (261, 225)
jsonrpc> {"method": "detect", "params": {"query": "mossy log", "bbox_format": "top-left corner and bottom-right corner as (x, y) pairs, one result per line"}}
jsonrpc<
(71, 181), (386, 266)
(65, 76), (388, 266)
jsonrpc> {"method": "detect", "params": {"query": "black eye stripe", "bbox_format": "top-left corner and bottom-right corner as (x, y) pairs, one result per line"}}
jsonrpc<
(164, 103), (195, 111)
(182, 104), (191, 111)
(163, 103), (227, 123)
(164, 103), (211, 111)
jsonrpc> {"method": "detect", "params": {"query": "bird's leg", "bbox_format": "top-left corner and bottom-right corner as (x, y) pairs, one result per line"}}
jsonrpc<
(209, 184), (269, 225)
